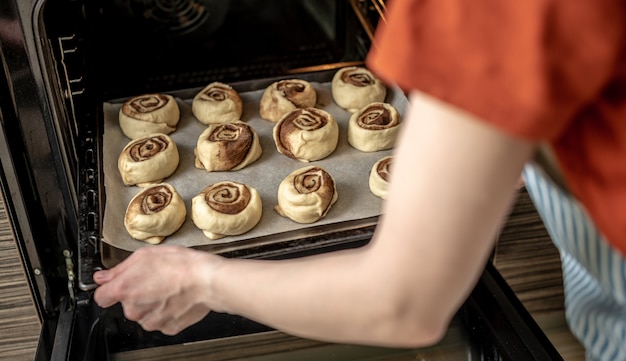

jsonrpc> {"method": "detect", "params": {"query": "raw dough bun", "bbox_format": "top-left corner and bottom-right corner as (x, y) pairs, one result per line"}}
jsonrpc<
(194, 121), (262, 171)
(259, 79), (316, 122)
(369, 156), (392, 200)
(273, 107), (338, 162)
(119, 94), (180, 139)
(275, 166), (338, 224)
(118, 133), (179, 187)
(348, 102), (401, 152)
(124, 183), (186, 244)
(191, 181), (262, 240)
(192, 82), (243, 124)
(332, 67), (386, 112)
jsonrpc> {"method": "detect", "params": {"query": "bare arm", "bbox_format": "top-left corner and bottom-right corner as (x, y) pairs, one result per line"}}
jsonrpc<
(94, 91), (536, 347)
(205, 91), (536, 345)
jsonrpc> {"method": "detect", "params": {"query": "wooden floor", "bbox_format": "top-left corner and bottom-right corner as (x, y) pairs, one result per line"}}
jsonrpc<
(0, 194), (40, 361)
(0, 188), (584, 360)
(493, 189), (585, 360)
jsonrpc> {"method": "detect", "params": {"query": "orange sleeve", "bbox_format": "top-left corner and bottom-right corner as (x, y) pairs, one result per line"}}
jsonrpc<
(366, 0), (624, 141)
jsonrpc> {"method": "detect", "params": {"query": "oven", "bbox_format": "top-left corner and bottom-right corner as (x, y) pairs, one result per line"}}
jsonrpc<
(0, 0), (563, 360)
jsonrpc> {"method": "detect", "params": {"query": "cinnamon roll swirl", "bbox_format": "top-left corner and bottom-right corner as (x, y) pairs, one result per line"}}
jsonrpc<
(273, 108), (339, 162)
(118, 133), (180, 186)
(192, 82), (243, 124)
(194, 120), (262, 171)
(331, 66), (386, 113)
(369, 156), (392, 199)
(124, 183), (186, 244)
(259, 79), (316, 122)
(119, 93), (180, 139)
(348, 102), (401, 152)
(191, 181), (262, 240)
(275, 166), (338, 224)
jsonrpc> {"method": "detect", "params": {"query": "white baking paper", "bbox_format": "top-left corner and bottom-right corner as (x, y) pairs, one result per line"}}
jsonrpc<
(102, 82), (407, 252)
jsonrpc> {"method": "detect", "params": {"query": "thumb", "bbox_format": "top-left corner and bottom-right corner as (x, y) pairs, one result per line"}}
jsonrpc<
(93, 282), (120, 308)
(93, 269), (113, 285)
(93, 269), (122, 308)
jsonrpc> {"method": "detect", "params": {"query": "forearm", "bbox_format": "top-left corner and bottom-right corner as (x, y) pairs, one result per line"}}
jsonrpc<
(207, 247), (422, 346)
(204, 91), (536, 347)
(207, 207), (500, 348)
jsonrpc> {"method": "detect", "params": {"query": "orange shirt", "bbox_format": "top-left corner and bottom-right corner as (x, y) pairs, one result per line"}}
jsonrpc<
(366, 0), (626, 256)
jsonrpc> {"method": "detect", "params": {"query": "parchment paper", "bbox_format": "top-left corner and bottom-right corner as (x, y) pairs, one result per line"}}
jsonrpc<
(102, 82), (407, 252)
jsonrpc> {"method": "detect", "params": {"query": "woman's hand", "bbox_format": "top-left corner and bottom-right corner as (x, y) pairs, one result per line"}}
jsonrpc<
(93, 245), (222, 335)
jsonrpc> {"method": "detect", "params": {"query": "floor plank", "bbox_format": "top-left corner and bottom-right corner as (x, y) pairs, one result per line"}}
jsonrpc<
(494, 188), (585, 360)
(0, 193), (41, 361)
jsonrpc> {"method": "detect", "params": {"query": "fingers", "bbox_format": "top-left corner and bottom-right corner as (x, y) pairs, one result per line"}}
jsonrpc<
(138, 304), (211, 336)
(122, 301), (158, 324)
(92, 248), (142, 286)
(93, 288), (115, 308)
(92, 256), (138, 307)
(91, 245), (213, 336)
(93, 279), (123, 308)
(93, 269), (112, 285)
(92, 261), (126, 307)
(92, 246), (158, 306)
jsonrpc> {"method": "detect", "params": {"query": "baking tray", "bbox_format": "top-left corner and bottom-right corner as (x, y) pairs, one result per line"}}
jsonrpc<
(100, 70), (407, 268)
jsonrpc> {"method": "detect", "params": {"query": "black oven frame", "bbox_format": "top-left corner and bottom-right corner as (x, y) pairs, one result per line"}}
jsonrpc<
(1, 0), (563, 360)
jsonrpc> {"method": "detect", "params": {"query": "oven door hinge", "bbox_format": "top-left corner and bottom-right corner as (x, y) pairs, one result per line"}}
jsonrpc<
(63, 249), (76, 308)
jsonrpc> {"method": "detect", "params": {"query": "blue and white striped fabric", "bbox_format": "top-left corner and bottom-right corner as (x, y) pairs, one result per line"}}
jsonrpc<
(523, 163), (626, 361)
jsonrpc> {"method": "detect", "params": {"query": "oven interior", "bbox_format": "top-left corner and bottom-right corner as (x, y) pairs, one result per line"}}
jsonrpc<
(45, 0), (376, 100)
(21, 0), (562, 360)
(37, 0), (380, 291)
(91, 0), (374, 98)
(32, 0), (391, 356)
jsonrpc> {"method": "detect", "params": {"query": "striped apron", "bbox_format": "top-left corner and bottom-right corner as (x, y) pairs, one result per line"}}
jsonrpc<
(523, 163), (626, 361)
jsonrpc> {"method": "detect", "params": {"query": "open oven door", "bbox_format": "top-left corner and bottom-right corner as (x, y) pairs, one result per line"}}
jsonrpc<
(35, 262), (565, 360)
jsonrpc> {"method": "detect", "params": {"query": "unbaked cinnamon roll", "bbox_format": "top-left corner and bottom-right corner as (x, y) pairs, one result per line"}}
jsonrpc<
(331, 67), (386, 113)
(192, 82), (243, 124)
(191, 181), (262, 240)
(118, 133), (179, 187)
(259, 79), (316, 122)
(273, 107), (338, 162)
(119, 93), (180, 139)
(124, 183), (186, 244)
(348, 102), (401, 152)
(275, 166), (338, 224)
(369, 156), (392, 199)
(194, 120), (262, 171)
